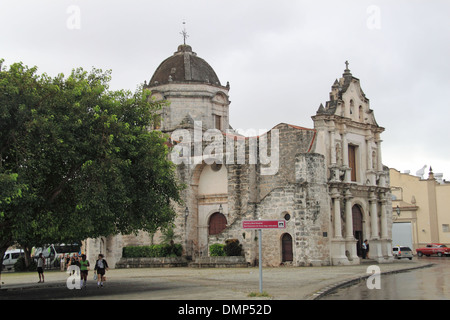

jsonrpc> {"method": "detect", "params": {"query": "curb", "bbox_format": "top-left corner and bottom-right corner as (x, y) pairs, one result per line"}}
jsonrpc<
(306, 263), (434, 300)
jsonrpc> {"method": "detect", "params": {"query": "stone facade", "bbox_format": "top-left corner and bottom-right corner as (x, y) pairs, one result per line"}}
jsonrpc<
(312, 65), (393, 264)
(84, 48), (393, 268)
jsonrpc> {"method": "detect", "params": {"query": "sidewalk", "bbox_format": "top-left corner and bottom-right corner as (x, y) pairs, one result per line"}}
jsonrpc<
(0, 259), (433, 300)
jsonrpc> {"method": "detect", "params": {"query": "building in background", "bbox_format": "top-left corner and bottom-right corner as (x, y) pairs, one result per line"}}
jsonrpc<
(390, 167), (450, 251)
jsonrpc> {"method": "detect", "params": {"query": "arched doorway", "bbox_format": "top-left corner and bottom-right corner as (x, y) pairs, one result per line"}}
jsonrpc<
(208, 212), (227, 235)
(281, 233), (293, 262)
(352, 205), (364, 257)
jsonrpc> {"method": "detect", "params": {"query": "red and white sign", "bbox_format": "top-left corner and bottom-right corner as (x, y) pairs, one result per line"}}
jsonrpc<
(242, 220), (286, 229)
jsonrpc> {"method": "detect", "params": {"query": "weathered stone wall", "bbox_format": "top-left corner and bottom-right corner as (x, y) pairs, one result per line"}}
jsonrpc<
(204, 126), (330, 267)
(116, 257), (188, 268)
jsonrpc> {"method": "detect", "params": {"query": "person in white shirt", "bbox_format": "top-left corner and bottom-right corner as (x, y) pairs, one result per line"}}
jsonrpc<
(37, 253), (45, 283)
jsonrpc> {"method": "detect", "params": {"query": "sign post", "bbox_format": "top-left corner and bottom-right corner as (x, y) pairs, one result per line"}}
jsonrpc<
(242, 220), (286, 293)
(258, 229), (262, 293)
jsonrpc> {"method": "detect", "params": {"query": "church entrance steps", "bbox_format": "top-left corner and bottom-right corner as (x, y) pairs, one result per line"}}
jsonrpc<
(359, 258), (378, 264)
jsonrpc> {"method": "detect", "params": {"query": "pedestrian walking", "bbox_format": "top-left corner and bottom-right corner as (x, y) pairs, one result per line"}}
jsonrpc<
(79, 254), (90, 288)
(68, 252), (80, 274)
(94, 254), (109, 287)
(37, 253), (45, 283)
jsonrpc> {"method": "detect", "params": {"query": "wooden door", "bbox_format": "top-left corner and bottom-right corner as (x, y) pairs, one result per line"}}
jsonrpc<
(208, 212), (227, 235)
(352, 205), (363, 257)
(282, 233), (293, 262)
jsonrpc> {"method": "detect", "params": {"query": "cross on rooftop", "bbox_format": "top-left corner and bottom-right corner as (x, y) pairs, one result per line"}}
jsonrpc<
(180, 21), (189, 45)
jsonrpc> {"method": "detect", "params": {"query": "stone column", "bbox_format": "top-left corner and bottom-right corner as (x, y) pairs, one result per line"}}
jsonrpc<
(369, 192), (379, 240)
(344, 190), (359, 264)
(330, 189), (348, 265)
(380, 197), (388, 239)
(342, 132), (351, 183)
(365, 136), (376, 186)
(330, 131), (337, 164)
(333, 192), (342, 239)
(330, 132), (340, 182)
(380, 195), (394, 261)
(376, 139), (383, 171)
(366, 135), (372, 170)
(376, 139), (386, 187)
(345, 191), (353, 240)
(368, 191), (384, 262)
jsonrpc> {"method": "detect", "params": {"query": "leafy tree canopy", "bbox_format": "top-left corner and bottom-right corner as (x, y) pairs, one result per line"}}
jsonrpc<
(0, 59), (182, 254)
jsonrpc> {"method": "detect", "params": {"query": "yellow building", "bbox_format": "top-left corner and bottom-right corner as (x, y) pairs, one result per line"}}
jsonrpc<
(390, 167), (450, 251)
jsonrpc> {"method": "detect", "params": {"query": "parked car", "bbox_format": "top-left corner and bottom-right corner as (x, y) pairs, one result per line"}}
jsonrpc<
(392, 245), (413, 260)
(2, 249), (24, 271)
(416, 243), (450, 257)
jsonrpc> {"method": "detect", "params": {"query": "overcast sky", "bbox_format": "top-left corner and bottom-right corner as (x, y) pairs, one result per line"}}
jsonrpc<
(2, 0), (449, 180)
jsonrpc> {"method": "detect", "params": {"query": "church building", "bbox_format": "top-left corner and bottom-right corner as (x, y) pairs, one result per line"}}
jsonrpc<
(85, 42), (394, 267)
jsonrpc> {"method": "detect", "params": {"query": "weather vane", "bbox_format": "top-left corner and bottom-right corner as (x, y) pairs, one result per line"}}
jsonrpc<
(180, 21), (189, 45)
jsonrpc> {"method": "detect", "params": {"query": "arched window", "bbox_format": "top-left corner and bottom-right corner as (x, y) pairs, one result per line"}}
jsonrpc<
(208, 212), (227, 235)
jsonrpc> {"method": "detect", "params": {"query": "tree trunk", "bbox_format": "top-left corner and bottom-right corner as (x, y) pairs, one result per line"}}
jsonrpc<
(0, 242), (12, 288)
(23, 246), (32, 268)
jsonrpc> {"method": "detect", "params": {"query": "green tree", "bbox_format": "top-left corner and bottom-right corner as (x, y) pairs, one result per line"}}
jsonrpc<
(0, 60), (182, 272)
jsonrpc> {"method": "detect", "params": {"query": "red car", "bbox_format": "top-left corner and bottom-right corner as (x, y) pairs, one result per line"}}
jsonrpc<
(416, 243), (450, 257)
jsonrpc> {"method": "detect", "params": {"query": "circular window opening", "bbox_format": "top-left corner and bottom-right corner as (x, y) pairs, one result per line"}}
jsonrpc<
(284, 213), (291, 221)
(211, 163), (222, 172)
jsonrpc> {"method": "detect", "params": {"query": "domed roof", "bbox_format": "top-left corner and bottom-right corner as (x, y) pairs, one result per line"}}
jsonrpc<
(149, 44), (222, 87)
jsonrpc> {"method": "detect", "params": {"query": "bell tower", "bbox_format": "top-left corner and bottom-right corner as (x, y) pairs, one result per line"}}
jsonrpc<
(144, 34), (230, 133)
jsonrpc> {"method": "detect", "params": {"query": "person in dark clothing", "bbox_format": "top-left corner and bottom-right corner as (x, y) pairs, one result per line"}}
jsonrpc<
(94, 254), (109, 287)
(363, 239), (370, 259)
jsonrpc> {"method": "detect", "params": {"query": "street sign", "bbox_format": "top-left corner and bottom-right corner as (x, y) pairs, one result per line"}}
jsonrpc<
(242, 220), (286, 230)
(241, 219), (287, 294)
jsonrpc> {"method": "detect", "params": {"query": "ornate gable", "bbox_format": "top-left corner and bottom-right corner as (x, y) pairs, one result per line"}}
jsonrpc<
(315, 62), (379, 128)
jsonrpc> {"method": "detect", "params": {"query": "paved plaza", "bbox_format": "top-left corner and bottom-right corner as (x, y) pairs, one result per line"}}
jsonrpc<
(0, 259), (432, 300)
